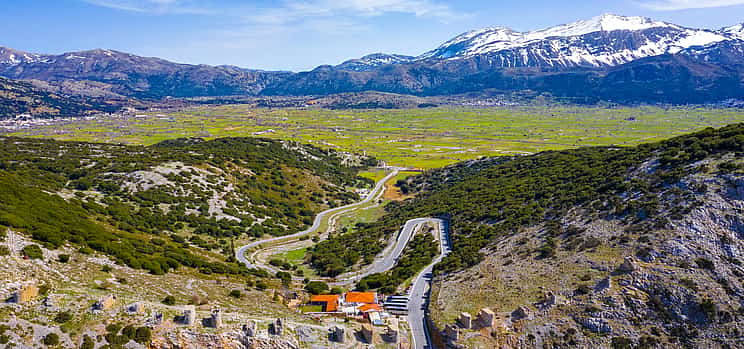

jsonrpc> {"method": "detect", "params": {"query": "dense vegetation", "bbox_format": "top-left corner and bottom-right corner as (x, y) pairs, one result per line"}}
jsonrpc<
(310, 124), (744, 290)
(0, 136), (371, 275)
(406, 124), (744, 274)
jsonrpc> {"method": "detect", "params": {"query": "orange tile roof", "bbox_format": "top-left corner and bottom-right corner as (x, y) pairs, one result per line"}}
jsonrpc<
(345, 292), (376, 304)
(310, 295), (339, 312)
(358, 304), (382, 312)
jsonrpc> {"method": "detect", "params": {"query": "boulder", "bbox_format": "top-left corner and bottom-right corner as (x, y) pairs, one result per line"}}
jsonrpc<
(618, 257), (637, 273)
(511, 306), (531, 320)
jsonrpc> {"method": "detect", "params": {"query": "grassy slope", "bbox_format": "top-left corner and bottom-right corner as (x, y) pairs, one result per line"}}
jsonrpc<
(9, 106), (744, 168)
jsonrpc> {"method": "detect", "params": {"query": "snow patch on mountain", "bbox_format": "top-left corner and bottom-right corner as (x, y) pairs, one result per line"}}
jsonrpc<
(419, 14), (733, 68)
(723, 24), (744, 39)
(531, 13), (674, 38)
(337, 53), (415, 71)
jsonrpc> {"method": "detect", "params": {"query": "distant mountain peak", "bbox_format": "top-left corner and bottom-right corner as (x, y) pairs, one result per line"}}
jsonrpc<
(418, 14), (728, 66)
(526, 14), (675, 40)
(0, 46), (42, 65)
(723, 23), (744, 39)
(336, 53), (415, 72)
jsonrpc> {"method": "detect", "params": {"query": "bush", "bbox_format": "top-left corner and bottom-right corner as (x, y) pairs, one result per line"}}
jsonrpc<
(255, 281), (268, 290)
(330, 287), (344, 294)
(121, 325), (136, 339)
(54, 311), (72, 323)
(0, 246), (9, 256)
(695, 258), (715, 270)
(162, 295), (176, 305)
(43, 333), (60, 346)
(101, 265), (113, 273)
(611, 336), (633, 349)
(229, 290), (242, 298)
(58, 254), (70, 263)
(305, 281), (329, 295)
(134, 327), (152, 344)
(80, 335), (94, 349)
(22, 244), (43, 259)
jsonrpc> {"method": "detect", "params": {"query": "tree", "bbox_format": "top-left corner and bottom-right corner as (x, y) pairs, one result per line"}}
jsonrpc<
(43, 333), (59, 346)
(134, 327), (152, 343)
(162, 295), (176, 305)
(305, 281), (329, 295)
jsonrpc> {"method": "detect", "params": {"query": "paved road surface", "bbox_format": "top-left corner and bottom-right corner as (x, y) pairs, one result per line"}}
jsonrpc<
(408, 219), (451, 349)
(236, 169), (398, 269)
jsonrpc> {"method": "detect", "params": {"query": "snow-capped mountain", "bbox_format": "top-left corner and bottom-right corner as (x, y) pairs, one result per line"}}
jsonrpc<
(336, 53), (415, 72)
(417, 14), (730, 68)
(723, 24), (744, 39)
(0, 47), (43, 65)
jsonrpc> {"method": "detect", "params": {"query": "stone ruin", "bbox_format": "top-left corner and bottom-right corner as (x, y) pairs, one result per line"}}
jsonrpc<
(243, 320), (258, 337)
(458, 312), (472, 329)
(444, 324), (460, 342)
(127, 302), (145, 314)
(475, 308), (495, 329)
(618, 256), (638, 273)
(384, 318), (399, 343)
(361, 323), (374, 343)
(93, 295), (116, 311)
(269, 318), (284, 336)
(207, 308), (222, 328)
(329, 326), (345, 343)
(10, 284), (39, 304)
(181, 305), (196, 326)
(511, 306), (531, 321)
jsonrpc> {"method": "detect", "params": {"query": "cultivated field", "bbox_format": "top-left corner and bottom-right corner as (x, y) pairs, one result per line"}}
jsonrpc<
(8, 106), (744, 168)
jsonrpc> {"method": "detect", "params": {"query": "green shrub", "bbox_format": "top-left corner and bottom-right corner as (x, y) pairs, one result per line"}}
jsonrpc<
(305, 281), (329, 295)
(229, 290), (242, 298)
(0, 246), (9, 256)
(80, 335), (94, 349)
(58, 254), (70, 263)
(162, 295), (176, 305)
(695, 258), (715, 270)
(134, 327), (152, 344)
(42, 333), (59, 346)
(22, 244), (43, 259)
(54, 311), (72, 323)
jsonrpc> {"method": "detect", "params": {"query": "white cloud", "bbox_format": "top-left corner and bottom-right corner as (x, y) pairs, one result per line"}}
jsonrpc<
(639, 0), (744, 10)
(82, 0), (213, 14)
(82, 0), (461, 20)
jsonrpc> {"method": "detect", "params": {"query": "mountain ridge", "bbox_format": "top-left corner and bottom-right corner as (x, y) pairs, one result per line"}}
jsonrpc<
(1, 14), (743, 105)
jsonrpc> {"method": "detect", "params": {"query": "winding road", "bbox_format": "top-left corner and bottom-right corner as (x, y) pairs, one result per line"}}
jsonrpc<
(408, 219), (450, 349)
(236, 168), (398, 270)
(235, 168), (452, 349)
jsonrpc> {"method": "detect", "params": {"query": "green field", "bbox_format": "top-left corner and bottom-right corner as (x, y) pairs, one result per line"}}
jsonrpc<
(9, 106), (744, 168)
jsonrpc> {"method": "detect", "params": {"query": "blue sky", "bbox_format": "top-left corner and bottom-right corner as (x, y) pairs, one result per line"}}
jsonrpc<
(1, 0), (743, 71)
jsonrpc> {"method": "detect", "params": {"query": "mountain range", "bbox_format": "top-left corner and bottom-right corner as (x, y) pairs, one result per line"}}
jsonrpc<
(1, 14), (744, 104)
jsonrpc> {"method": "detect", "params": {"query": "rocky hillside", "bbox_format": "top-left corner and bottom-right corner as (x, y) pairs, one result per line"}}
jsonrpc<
(0, 136), (373, 275)
(0, 76), (123, 119)
(385, 124), (744, 348)
(0, 47), (291, 99)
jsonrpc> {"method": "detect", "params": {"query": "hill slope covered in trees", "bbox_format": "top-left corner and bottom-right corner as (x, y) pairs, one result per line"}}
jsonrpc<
(0, 136), (373, 275)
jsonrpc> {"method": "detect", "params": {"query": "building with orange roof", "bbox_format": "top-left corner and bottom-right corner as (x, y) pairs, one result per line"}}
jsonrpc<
(358, 303), (383, 313)
(344, 292), (377, 305)
(309, 294), (340, 312)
